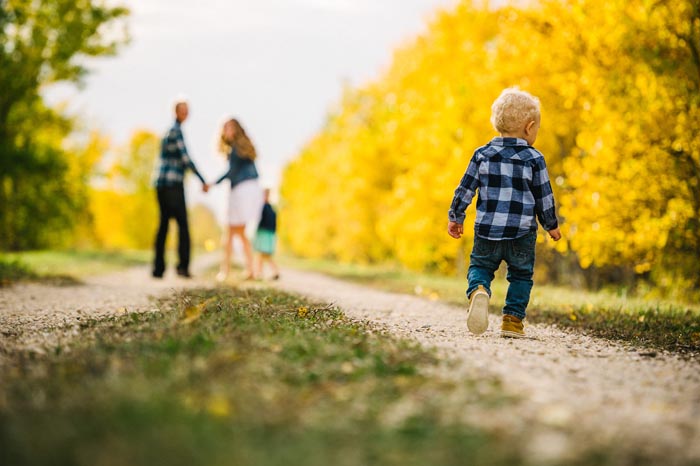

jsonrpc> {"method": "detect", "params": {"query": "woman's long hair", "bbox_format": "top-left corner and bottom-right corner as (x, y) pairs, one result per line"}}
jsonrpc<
(219, 118), (257, 160)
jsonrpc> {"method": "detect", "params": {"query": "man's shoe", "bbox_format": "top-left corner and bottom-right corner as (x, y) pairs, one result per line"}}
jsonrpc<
(501, 314), (526, 338)
(467, 285), (490, 335)
(152, 271), (164, 279)
(176, 269), (192, 279)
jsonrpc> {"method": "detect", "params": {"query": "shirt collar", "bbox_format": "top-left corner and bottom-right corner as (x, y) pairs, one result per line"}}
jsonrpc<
(490, 137), (529, 146)
(174, 120), (182, 128)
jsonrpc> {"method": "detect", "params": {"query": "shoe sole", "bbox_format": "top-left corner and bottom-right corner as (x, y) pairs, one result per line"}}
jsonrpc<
(467, 292), (489, 335)
(501, 330), (527, 339)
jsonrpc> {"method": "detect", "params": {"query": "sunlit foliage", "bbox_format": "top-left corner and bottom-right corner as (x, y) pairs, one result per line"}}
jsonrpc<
(0, 0), (129, 250)
(89, 130), (159, 249)
(281, 0), (700, 292)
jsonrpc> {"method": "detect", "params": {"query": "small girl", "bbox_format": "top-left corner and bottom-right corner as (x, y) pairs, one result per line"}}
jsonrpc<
(253, 189), (280, 280)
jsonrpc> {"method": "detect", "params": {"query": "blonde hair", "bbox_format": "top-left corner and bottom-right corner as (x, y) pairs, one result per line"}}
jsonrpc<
(490, 87), (540, 134)
(219, 118), (257, 160)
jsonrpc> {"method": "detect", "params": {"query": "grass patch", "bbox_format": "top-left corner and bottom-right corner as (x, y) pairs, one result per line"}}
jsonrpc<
(281, 256), (700, 355)
(0, 249), (151, 286)
(0, 257), (38, 287)
(1, 287), (522, 466)
(529, 301), (700, 355)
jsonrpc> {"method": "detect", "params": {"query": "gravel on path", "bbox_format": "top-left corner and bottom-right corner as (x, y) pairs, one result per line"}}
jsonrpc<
(0, 253), (220, 363)
(275, 267), (700, 464)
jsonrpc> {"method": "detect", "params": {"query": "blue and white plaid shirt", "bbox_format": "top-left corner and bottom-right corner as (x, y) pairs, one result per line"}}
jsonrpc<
(448, 137), (558, 240)
(154, 121), (205, 188)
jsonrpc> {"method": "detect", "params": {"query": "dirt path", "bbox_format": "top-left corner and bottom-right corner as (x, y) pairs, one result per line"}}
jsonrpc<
(0, 253), (220, 363)
(2, 257), (699, 463)
(275, 268), (700, 464)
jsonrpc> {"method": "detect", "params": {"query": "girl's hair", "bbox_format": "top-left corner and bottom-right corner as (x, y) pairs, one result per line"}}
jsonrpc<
(490, 87), (540, 134)
(219, 118), (257, 160)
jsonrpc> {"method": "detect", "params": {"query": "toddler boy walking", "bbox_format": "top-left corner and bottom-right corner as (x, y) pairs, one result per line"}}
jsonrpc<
(448, 88), (561, 338)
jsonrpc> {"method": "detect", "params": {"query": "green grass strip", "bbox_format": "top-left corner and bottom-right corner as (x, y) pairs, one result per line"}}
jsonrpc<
(0, 249), (153, 286)
(0, 257), (37, 287)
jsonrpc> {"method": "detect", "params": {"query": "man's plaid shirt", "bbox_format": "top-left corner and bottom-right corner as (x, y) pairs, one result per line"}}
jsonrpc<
(448, 137), (558, 240)
(154, 121), (205, 188)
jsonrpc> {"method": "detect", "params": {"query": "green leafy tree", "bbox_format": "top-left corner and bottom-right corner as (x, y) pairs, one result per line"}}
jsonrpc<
(0, 0), (129, 250)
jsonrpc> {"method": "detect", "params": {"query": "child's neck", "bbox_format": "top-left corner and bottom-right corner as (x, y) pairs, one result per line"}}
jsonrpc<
(499, 132), (526, 139)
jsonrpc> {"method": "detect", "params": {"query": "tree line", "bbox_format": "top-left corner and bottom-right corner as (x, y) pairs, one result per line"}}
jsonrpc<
(280, 0), (700, 298)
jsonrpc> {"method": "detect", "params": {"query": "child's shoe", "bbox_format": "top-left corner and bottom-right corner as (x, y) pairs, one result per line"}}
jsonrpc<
(501, 314), (526, 338)
(467, 285), (490, 335)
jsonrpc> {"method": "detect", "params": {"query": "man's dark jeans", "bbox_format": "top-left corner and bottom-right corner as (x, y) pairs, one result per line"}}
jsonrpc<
(466, 230), (537, 320)
(153, 185), (190, 276)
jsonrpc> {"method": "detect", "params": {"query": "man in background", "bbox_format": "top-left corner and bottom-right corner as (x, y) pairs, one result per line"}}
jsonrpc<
(152, 100), (208, 278)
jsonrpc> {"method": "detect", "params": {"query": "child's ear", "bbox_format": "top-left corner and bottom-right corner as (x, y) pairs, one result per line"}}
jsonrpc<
(525, 120), (535, 134)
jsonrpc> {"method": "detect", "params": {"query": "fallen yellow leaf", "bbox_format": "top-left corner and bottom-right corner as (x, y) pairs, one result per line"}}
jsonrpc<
(181, 297), (217, 325)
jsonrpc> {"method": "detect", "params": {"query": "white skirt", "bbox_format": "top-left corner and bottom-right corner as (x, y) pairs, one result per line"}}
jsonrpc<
(228, 179), (263, 226)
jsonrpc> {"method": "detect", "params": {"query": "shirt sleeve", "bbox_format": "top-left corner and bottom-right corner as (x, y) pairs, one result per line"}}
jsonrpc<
(176, 129), (206, 184)
(215, 150), (239, 185)
(531, 156), (559, 231)
(215, 170), (229, 185)
(448, 152), (480, 224)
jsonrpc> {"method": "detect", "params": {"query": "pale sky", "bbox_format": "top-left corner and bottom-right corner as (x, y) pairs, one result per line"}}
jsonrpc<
(47, 0), (457, 221)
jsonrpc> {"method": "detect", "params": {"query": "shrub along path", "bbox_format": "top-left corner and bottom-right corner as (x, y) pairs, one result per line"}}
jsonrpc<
(276, 267), (700, 464)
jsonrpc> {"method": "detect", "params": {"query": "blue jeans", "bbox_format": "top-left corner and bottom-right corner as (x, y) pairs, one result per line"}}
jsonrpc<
(466, 230), (536, 320)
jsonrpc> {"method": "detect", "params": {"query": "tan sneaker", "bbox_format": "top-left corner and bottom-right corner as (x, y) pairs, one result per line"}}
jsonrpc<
(501, 314), (526, 338)
(467, 285), (489, 335)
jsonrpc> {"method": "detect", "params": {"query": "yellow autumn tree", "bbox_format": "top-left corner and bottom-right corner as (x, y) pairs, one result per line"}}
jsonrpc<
(281, 0), (700, 293)
(90, 130), (159, 249)
(281, 3), (502, 271)
(496, 0), (700, 290)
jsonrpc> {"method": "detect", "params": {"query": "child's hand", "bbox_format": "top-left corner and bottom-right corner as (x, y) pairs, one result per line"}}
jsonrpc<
(548, 227), (562, 241)
(448, 221), (464, 239)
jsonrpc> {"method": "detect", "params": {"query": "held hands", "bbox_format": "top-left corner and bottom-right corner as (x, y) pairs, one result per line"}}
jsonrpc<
(447, 221), (463, 239)
(548, 227), (562, 241)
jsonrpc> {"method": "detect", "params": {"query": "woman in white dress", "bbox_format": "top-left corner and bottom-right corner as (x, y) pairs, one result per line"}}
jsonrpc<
(214, 118), (263, 281)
